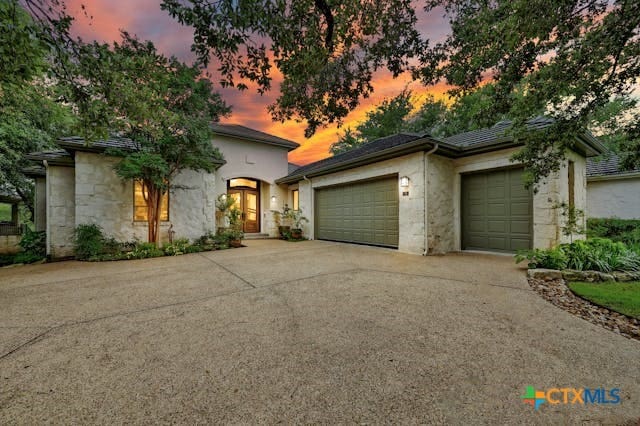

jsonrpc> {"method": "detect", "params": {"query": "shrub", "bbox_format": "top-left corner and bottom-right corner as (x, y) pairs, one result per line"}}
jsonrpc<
(74, 224), (106, 260)
(587, 218), (640, 248)
(19, 228), (46, 258)
(126, 242), (164, 259)
(517, 238), (640, 273)
(163, 238), (190, 256)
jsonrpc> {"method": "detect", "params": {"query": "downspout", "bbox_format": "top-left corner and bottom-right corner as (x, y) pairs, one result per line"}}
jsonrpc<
(42, 160), (50, 257)
(303, 175), (312, 240)
(423, 143), (439, 256)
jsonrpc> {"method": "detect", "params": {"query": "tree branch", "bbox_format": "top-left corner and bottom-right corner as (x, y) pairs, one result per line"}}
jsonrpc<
(314, 0), (334, 52)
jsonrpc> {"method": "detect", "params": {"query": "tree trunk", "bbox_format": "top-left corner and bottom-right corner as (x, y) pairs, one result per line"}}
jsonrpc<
(145, 183), (162, 245)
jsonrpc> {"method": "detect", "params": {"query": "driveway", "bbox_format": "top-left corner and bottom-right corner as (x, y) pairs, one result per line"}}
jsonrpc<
(0, 240), (638, 424)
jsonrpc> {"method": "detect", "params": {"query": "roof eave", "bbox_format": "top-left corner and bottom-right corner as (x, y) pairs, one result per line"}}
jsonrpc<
(212, 129), (300, 151)
(276, 137), (437, 184)
(587, 171), (640, 182)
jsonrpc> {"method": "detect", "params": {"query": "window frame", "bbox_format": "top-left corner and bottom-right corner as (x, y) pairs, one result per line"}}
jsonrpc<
(133, 180), (170, 222)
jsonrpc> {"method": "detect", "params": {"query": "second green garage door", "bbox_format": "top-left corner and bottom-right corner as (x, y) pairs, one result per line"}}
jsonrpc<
(315, 176), (399, 248)
(461, 167), (533, 252)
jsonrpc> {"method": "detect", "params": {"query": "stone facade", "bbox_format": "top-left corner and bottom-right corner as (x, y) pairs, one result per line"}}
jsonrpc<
(291, 147), (587, 255)
(587, 176), (640, 219)
(294, 152), (427, 255)
(0, 235), (21, 255)
(74, 152), (217, 245)
(46, 165), (75, 258)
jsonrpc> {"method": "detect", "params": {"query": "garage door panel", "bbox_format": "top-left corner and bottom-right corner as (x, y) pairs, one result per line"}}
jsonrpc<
(462, 168), (532, 253)
(315, 176), (399, 248)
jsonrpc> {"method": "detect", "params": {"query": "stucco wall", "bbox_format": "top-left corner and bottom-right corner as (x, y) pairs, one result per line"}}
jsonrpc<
(74, 152), (217, 244)
(213, 134), (291, 235)
(46, 165), (75, 258)
(426, 155), (454, 254)
(295, 152), (427, 255)
(587, 177), (640, 219)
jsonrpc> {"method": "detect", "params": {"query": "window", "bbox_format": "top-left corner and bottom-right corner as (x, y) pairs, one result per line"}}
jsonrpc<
(292, 189), (299, 211)
(229, 178), (257, 189)
(568, 161), (575, 208)
(134, 181), (169, 221)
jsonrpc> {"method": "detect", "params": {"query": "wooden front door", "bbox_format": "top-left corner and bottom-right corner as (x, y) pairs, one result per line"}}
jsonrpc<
(228, 188), (260, 233)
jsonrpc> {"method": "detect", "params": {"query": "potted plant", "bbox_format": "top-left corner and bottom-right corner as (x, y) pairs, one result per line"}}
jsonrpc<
(274, 204), (293, 238)
(226, 228), (244, 248)
(216, 194), (236, 231)
(289, 209), (308, 240)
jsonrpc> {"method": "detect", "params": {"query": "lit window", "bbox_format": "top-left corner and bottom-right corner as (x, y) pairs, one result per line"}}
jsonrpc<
(134, 181), (169, 221)
(292, 189), (299, 211)
(229, 178), (257, 189)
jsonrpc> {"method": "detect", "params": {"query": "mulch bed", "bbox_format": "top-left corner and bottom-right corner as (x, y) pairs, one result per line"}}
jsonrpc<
(528, 277), (640, 341)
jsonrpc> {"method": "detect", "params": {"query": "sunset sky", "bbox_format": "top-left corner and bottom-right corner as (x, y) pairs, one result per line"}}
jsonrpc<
(65, 0), (453, 165)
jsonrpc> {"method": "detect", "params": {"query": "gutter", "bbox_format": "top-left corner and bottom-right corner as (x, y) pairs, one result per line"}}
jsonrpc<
(587, 171), (640, 182)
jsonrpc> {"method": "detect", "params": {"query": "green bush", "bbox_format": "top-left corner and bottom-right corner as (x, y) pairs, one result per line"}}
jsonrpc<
(126, 242), (164, 259)
(19, 228), (46, 258)
(163, 238), (190, 256)
(587, 218), (640, 248)
(516, 238), (640, 273)
(74, 224), (107, 260)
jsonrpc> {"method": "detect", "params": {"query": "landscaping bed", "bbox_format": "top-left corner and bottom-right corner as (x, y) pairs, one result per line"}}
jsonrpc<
(527, 274), (640, 341)
(567, 281), (640, 319)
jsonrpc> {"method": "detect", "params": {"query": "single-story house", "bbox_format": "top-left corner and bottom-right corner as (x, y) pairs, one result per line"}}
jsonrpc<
(25, 124), (299, 258)
(277, 118), (605, 255)
(26, 118), (605, 258)
(586, 153), (640, 219)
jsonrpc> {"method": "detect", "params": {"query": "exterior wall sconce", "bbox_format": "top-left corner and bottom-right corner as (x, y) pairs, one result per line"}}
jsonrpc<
(270, 195), (277, 207)
(400, 176), (410, 188)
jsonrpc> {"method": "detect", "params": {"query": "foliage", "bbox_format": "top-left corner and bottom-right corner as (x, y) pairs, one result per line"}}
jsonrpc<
(568, 281), (640, 319)
(161, 0), (424, 136)
(68, 33), (231, 245)
(516, 238), (640, 273)
(289, 209), (309, 230)
(587, 218), (640, 249)
(163, 238), (191, 256)
(420, 0), (640, 184)
(555, 202), (585, 243)
(125, 242), (164, 260)
(215, 194), (236, 213)
(226, 207), (243, 231)
(74, 224), (106, 260)
(0, 1), (75, 216)
(19, 228), (46, 258)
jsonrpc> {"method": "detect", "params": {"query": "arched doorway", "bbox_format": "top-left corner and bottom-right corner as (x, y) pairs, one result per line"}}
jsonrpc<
(227, 178), (260, 233)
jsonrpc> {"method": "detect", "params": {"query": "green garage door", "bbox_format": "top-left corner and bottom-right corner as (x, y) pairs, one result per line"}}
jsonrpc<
(462, 167), (532, 252)
(315, 176), (399, 248)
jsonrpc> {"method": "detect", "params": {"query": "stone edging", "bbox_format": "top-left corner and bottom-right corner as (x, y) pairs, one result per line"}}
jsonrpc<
(528, 268), (638, 283)
(526, 273), (640, 341)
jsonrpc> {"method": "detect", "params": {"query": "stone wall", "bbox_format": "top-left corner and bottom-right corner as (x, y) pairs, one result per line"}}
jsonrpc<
(587, 176), (640, 220)
(46, 165), (75, 258)
(0, 235), (21, 255)
(74, 152), (217, 245)
(426, 155), (454, 254)
(295, 152), (427, 255)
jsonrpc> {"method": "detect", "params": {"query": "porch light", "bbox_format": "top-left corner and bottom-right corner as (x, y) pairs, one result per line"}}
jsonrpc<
(270, 195), (277, 204)
(400, 176), (410, 188)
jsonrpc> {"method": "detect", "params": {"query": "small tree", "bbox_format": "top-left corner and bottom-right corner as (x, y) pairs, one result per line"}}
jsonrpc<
(73, 33), (231, 244)
(555, 202), (585, 243)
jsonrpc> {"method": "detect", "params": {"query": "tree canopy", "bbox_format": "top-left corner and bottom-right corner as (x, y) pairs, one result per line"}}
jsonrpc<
(161, 0), (425, 137)
(71, 33), (231, 243)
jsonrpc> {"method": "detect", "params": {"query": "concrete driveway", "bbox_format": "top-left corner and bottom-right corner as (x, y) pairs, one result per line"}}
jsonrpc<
(1, 240), (638, 424)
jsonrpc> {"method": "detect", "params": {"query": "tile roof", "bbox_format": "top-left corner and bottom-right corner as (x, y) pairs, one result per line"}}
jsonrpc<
(587, 153), (640, 178)
(277, 133), (433, 183)
(25, 149), (74, 166)
(288, 162), (300, 174)
(442, 117), (555, 148)
(57, 136), (139, 151)
(212, 123), (300, 151)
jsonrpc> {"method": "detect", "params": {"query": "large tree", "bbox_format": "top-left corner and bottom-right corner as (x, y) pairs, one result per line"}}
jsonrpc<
(70, 33), (231, 244)
(0, 0), (75, 216)
(418, 0), (640, 183)
(161, 0), (425, 137)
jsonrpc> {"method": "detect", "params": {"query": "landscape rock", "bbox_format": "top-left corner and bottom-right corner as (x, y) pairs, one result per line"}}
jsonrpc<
(613, 271), (635, 282)
(527, 276), (640, 342)
(527, 268), (563, 281)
